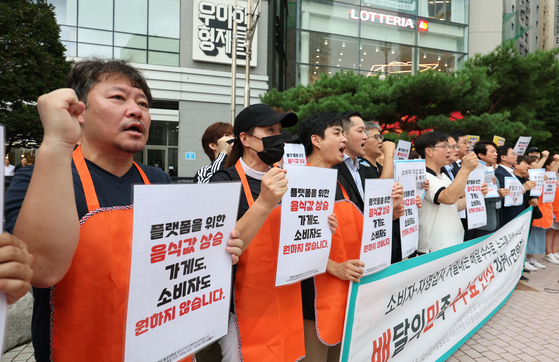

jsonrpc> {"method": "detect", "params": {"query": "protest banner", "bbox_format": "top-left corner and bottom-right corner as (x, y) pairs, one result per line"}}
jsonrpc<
(465, 162), (487, 229)
(395, 140), (412, 161)
(283, 143), (307, 166)
(341, 208), (532, 362)
(492, 136), (505, 147)
(124, 182), (241, 362)
(543, 172), (557, 203)
(276, 164), (337, 286)
(360, 179), (394, 276)
(528, 168), (545, 197)
(484, 167), (499, 198)
(504, 177), (523, 207)
(513, 137), (532, 156)
(0, 124), (6, 350)
(466, 135), (479, 153)
(394, 160), (427, 200)
(399, 176), (419, 259)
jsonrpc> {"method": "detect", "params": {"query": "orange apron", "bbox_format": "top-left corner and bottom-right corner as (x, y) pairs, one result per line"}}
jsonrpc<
(313, 182), (363, 345)
(234, 161), (305, 362)
(52, 146), (191, 362)
(533, 194), (553, 228)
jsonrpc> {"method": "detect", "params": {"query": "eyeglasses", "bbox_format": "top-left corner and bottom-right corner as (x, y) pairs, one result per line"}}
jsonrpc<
(368, 134), (383, 141)
(449, 145), (460, 150)
(430, 144), (450, 150)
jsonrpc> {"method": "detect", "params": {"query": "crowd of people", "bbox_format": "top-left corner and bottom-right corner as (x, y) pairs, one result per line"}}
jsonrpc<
(2, 58), (558, 362)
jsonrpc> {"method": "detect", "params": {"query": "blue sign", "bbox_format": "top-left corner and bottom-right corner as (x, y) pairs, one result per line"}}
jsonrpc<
(185, 152), (196, 160)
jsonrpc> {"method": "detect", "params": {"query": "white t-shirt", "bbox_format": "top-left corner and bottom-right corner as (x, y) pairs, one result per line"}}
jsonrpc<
(418, 168), (464, 253)
(4, 164), (14, 176)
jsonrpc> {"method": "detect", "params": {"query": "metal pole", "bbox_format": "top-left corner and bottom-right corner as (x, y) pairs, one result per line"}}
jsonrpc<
(231, 0), (238, 124)
(243, 0), (253, 107)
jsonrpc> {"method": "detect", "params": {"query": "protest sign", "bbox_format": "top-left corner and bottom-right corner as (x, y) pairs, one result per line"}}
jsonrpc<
(466, 135), (479, 153)
(399, 176), (419, 259)
(504, 177), (523, 207)
(394, 160), (427, 200)
(528, 168), (545, 197)
(395, 140), (412, 161)
(513, 136), (531, 156)
(360, 179), (394, 276)
(543, 172), (557, 203)
(125, 182), (241, 362)
(492, 136), (505, 147)
(341, 208), (532, 362)
(484, 167), (499, 198)
(283, 143), (306, 166)
(276, 164), (337, 286)
(465, 161), (487, 229)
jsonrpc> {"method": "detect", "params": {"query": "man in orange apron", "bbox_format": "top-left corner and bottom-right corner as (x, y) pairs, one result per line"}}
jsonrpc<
(4, 59), (242, 362)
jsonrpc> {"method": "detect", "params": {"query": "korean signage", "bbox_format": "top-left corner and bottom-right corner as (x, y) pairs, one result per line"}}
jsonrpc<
(283, 143), (307, 166)
(543, 172), (557, 203)
(504, 177), (523, 207)
(395, 140), (412, 161)
(514, 137), (532, 156)
(394, 159), (427, 200)
(361, 0), (417, 13)
(125, 182), (241, 361)
(399, 176), (419, 259)
(528, 168), (545, 197)
(276, 165), (337, 286)
(465, 161), (487, 229)
(341, 208), (532, 362)
(192, 0), (257, 66)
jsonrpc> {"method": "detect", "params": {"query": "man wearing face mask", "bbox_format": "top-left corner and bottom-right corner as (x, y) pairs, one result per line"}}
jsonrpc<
(209, 104), (303, 361)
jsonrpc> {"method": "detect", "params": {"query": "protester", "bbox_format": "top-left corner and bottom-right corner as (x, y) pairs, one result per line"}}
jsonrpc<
(360, 121), (394, 179)
(195, 122), (234, 183)
(14, 156), (28, 173)
(449, 130), (470, 174)
(333, 111), (368, 211)
(210, 103), (313, 362)
(4, 157), (15, 176)
(441, 134), (459, 181)
(415, 131), (487, 254)
(4, 59), (243, 362)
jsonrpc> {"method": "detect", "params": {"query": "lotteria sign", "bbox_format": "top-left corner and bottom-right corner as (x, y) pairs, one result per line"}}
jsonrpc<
(349, 9), (422, 30)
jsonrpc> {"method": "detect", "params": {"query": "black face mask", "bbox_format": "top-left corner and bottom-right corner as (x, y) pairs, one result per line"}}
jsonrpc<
(250, 134), (285, 165)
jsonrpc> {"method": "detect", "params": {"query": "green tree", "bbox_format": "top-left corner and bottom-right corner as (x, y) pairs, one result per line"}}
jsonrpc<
(0, 0), (72, 152)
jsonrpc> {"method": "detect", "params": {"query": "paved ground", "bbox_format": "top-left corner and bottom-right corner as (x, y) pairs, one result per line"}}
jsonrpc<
(2, 255), (558, 362)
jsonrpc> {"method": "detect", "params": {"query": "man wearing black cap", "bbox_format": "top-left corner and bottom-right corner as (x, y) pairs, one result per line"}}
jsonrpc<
(210, 104), (304, 362)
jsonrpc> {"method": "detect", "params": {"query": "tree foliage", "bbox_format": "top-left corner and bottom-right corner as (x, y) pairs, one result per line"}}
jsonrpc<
(262, 42), (559, 146)
(0, 0), (72, 152)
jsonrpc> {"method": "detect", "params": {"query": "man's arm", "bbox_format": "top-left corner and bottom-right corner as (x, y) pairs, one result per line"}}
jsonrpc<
(13, 89), (84, 288)
(437, 153), (479, 205)
(379, 141), (395, 179)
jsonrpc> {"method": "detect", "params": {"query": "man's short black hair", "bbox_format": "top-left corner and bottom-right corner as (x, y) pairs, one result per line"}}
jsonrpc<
(496, 145), (514, 164)
(338, 111), (362, 132)
(473, 140), (497, 157)
(299, 112), (343, 156)
(449, 129), (468, 142)
(66, 58), (152, 107)
(517, 155), (529, 164)
(414, 131), (449, 159)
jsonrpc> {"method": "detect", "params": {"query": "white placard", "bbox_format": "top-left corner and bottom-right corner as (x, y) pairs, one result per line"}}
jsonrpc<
(360, 179), (393, 276)
(399, 176), (419, 259)
(504, 177), (524, 207)
(465, 161), (487, 229)
(543, 172), (557, 203)
(484, 167), (499, 198)
(283, 143), (307, 166)
(276, 165), (337, 286)
(394, 160), (426, 200)
(514, 136), (532, 156)
(395, 141), (411, 160)
(528, 168), (545, 197)
(125, 182), (241, 362)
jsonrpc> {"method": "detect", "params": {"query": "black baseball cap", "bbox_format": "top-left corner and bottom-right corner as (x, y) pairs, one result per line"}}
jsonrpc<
(526, 146), (540, 154)
(234, 104), (298, 138)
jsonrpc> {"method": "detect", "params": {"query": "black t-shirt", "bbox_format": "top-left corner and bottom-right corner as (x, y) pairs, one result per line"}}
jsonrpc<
(359, 157), (383, 179)
(210, 165), (262, 220)
(4, 160), (171, 362)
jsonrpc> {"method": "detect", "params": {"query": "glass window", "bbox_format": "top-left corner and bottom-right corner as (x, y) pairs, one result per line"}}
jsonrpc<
(419, 22), (467, 53)
(360, 41), (413, 78)
(148, 37), (180, 52)
(78, 0), (113, 30)
(114, 33), (147, 49)
(297, 64), (359, 86)
(78, 28), (113, 46)
(168, 124), (179, 146)
(359, 10), (416, 46)
(298, 31), (359, 71)
(60, 25), (77, 41)
(418, 0), (468, 24)
(115, 0), (147, 34)
(48, 0), (77, 26)
(115, 48), (147, 63)
(299, 0), (359, 38)
(78, 43), (113, 58)
(148, 51), (179, 66)
(147, 122), (167, 146)
(62, 41), (77, 57)
(419, 48), (466, 73)
(149, 0), (180, 38)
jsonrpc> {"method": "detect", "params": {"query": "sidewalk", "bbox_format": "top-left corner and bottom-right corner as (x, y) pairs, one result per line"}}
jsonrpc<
(2, 255), (559, 362)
